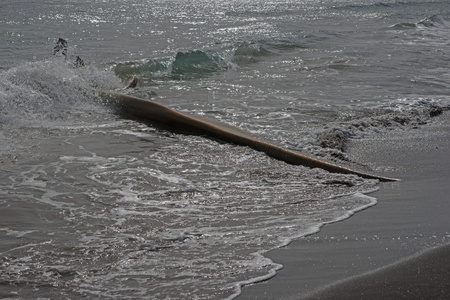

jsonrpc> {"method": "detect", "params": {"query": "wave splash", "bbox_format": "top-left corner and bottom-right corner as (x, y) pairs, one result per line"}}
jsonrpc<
(0, 58), (121, 126)
(0, 57), (124, 158)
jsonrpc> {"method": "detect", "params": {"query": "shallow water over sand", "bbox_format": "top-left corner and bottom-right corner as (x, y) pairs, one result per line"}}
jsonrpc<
(1, 0), (449, 298)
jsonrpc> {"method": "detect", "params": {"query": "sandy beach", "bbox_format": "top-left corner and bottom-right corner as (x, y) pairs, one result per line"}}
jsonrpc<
(238, 111), (450, 299)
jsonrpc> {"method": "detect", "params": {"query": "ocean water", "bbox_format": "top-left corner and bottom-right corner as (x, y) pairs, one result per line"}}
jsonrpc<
(0, 0), (449, 299)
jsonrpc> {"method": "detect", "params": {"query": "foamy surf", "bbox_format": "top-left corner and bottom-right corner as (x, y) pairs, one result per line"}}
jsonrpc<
(1, 0), (449, 299)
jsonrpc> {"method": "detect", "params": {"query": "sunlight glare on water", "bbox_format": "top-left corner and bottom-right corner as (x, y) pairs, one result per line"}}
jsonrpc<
(0, 0), (449, 298)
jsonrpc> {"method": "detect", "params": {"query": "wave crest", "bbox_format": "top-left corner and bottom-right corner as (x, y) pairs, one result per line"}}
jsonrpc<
(114, 42), (279, 81)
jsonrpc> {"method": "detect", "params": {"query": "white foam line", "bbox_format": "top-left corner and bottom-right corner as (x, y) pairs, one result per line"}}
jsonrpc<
(0, 240), (52, 256)
(227, 192), (379, 299)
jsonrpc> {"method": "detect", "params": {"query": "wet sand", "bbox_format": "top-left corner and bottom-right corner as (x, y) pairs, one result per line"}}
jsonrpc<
(302, 244), (450, 299)
(238, 112), (450, 299)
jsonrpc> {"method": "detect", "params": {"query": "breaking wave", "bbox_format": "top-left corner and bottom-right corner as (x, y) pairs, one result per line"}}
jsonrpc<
(391, 14), (446, 29)
(0, 58), (121, 126)
(113, 41), (300, 81)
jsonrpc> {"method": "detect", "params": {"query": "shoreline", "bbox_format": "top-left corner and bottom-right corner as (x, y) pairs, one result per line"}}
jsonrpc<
(302, 244), (450, 299)
(237, 112), (450, 299)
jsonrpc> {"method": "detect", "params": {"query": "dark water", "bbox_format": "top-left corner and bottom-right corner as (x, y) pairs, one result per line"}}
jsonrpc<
(1, 0), (449, 298)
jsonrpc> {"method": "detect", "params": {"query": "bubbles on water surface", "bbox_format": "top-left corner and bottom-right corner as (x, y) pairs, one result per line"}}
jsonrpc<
(0, 122), (381, 299)
(0, 56), (126, 158)
(2, 1), (450, 299)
